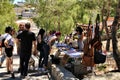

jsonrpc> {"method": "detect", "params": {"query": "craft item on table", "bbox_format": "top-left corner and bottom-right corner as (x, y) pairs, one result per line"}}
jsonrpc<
(63, 49), (83, 58)
(56, 43), (67, 47)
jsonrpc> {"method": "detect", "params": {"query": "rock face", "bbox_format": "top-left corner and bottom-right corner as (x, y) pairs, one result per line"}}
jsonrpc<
(51, 64), (79, 80)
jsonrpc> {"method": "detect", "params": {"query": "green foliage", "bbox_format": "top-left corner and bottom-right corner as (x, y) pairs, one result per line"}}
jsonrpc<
(0, 1), (17, 34)
(25, 0), (118, 35)
(30, 0), (77, 34)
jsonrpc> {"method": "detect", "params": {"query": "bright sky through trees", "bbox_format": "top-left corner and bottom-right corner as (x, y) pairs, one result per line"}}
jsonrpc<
(14, 0), (25, 4)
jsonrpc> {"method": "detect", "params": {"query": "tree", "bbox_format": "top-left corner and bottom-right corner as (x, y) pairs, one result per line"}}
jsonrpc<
(111, 0), (120, 71)
(101, 0), (111, 51)
(31, 0), (77, 34)
(25, 0), (118, 35)
(0, 1), (17, 34)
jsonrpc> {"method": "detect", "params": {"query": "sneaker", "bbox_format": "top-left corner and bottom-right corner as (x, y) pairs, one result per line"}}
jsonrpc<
(41, 68), (45, 72)
(11, 73), (15, 79)
(42, 68), (49, 74)
(43, 69), (49, 74)
(38, 68), (42, 71)
(38, 68), (43, 74)
(20, 75), (25, 79)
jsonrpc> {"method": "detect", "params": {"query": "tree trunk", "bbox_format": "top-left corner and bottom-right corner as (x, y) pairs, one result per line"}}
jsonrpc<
(106, 38), (110, 51)
(111, 0), (120, 71)
(101, 2), (111, 51)
(105, 20), (110, 51)
(103, 19), (110, 51)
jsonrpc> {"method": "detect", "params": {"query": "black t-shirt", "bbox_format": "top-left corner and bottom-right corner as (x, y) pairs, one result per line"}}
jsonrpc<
(17, 30), (36, 54)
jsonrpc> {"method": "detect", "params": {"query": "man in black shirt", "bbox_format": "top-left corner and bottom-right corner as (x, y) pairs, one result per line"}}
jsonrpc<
(16, 23), (25, 72)
(17, 23), (37, 78)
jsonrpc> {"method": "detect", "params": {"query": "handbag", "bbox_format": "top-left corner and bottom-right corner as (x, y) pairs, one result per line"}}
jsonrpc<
(82, 45), (94, 67)
(94, 50), (106, 64)
(82, 55), (94, 67)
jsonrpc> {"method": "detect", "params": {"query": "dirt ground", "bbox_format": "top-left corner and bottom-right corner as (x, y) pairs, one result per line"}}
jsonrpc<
(94, 38), (120, 75)
(102, 38), (120, 52)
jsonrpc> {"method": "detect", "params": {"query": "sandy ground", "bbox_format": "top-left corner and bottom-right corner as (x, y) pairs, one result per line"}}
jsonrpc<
(94, 38), (120, 75)
(102, 38), (120, 52)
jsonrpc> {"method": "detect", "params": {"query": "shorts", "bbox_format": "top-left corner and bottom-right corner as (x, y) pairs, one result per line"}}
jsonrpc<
(5, 46), (13, 57)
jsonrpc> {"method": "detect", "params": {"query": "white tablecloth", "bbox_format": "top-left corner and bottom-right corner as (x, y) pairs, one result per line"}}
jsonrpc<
(63, 49), (83, 58)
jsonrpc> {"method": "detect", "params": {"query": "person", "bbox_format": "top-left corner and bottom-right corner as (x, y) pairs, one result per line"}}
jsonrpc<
(48, 31), (61, 63)
(0, 33), (6, 67)
(0, 34), (3, 67)
(75, 26), (84, 51)
(48, 31), (61, 49)
(37, 28), (50, 72)
(0, 34), (2, 54)
(16, 23), (25, 72)
(17, 24), (25, 35)
(16, 23), (37, 78)
(0, 34), (1, 47)
(44, 30), (56, 43)
(64, 34), (70, 44)
(4, 26), (15, 78)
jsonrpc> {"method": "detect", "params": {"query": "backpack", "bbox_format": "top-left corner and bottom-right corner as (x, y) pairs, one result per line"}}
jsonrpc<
(94, 50), (106, 64)
(1, 34), (8, 47)
(1, 38), (6, 47)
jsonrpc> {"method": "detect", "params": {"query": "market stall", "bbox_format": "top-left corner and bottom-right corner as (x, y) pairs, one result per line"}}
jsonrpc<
(50, 43), (85, 75)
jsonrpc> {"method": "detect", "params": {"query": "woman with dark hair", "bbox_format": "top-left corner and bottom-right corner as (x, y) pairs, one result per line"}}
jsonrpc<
(4, 26), (15, 78)
(48, 31), (61, 48)
(37, 28), (50, 72)
(76, 26), (84, 51)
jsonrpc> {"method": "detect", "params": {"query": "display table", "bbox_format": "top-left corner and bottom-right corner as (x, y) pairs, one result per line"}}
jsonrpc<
(50, 43), (89, 76)
(60, 48), (83, 66)
(63, 49), (83, 58)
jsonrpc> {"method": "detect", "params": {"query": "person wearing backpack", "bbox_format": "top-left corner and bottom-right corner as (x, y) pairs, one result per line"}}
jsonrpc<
(4, 26), (15, 78)
(0, 30), (11, 67)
